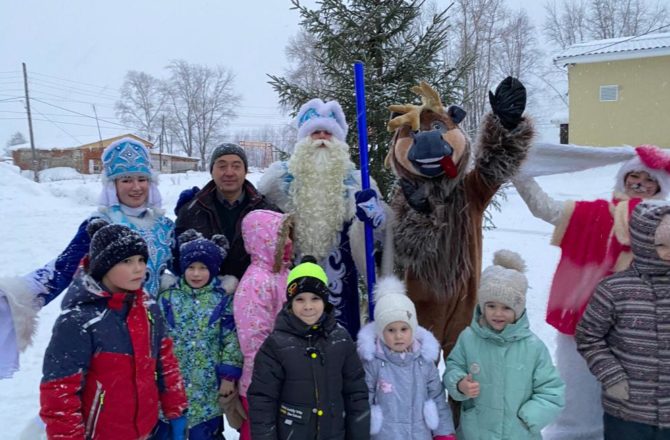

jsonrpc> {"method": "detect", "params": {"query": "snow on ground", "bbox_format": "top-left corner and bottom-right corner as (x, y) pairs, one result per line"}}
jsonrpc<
(0, 162), (621, 438)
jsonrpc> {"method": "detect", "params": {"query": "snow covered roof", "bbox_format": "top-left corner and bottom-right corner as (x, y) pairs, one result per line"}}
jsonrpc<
(554, 32), (670, 66)
(150, 151), (199, 161)
(8, 134), (152, 152)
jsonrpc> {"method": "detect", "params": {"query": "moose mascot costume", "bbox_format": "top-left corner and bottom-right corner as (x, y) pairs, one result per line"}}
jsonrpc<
(386, 77), (534, 359)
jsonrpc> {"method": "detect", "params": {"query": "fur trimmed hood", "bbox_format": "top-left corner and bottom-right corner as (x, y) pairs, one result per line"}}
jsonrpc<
(357, 321), (441, 363)
(359, 319), (454, 437)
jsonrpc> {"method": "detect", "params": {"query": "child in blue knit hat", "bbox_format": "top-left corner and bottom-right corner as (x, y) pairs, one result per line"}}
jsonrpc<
(155, 229), (244, 440)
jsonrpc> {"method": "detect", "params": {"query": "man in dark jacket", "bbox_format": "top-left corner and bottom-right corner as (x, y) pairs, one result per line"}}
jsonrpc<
(175, 143), (279, 279)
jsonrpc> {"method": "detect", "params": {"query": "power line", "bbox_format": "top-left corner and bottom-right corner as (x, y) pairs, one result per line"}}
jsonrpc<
(29, 117), (133, 130)
(29, 78), (120, 101)
(30, 104), (82, 144)
(27, 87), (119, 105)
(0, 109), (117, 119)
(31, 97), (128, 128)
(30, 71), (119, 94)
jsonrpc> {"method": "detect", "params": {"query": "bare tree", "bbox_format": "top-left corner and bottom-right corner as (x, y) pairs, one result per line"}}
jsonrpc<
(282, 31), (330, 110)
(495, 10), (542, 80)
(444, 0), (538, 135)
(543, 0), (589, 49)
(544, 0), (670, 49)
(589, 0), (670, 39)
(164, 60), (241, 168)
(115, 71), (167, 141)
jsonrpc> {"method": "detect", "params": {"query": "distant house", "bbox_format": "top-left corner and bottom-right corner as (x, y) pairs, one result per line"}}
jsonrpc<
(11, 134), (199, 174)
(554, 32), (670, 147)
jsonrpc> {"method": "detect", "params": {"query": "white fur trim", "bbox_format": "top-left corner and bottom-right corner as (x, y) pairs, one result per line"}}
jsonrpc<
(614, 155), (670, 198)
(257, 161), (292, 212)
(296, 98), (348, 142)
(370, 404), (383, 435)
(219, 275), (239, 294)
(423, 399), (439, 431)
(519, 142), (635, 179)
(357, 322), (441, 362)
(159, 272), (178, 291)
(356, 322), (378, 361)
(415, 326), (441, 361)
(0, 276), (40, 352)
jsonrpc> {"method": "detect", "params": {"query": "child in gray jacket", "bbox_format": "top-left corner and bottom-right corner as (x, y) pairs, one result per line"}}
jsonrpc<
(357, 276), (456, 440)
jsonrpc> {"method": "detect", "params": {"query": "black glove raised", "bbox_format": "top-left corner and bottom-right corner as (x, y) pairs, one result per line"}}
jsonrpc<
(488, 76), (526, 131)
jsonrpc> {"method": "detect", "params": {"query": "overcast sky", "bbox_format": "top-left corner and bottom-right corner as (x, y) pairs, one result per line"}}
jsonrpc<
(0, 0), (548, 149)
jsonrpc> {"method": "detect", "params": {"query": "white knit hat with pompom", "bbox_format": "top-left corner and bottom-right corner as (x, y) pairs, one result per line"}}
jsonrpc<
(373, 276), (418, 337)
(478, 250), (528, 318)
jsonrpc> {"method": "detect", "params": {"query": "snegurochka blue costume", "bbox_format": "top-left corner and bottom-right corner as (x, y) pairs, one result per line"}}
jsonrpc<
(0, 137), (174, 378)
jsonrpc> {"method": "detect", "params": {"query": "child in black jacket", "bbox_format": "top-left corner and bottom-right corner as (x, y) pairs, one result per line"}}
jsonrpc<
(248, 256), (370, 440)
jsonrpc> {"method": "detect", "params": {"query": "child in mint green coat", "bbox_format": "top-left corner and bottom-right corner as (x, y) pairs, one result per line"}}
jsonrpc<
(444, 250), (564, 440)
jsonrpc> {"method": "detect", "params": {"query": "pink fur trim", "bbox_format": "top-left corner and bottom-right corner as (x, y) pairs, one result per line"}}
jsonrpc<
(637, 145), (670, 171)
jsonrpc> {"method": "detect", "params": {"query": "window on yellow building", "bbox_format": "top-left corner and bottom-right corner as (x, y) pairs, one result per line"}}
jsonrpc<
(599, 85), (619, 102)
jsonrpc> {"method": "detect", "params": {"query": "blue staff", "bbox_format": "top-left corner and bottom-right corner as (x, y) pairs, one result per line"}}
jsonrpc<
(353, 60), (376, 318)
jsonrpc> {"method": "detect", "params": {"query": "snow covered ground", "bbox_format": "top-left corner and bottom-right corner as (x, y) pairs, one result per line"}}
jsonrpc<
(0, 161), (621, 438)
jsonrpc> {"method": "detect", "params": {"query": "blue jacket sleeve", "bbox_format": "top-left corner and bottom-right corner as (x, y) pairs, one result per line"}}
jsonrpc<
(28, 218), (92, 306)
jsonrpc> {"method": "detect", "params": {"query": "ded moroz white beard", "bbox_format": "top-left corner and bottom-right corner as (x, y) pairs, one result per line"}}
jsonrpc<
(288, 136), (354, 261)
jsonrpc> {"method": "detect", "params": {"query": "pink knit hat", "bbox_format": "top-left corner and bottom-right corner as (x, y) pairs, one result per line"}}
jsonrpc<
(615, 145), (670, 198)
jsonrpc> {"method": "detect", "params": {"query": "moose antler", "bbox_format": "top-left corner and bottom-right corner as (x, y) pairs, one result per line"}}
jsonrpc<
(412, 81), (444, 112)
(387, 81), (445, 132)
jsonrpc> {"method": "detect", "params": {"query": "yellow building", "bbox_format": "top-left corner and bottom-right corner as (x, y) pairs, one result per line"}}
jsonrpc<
(555, 32), (670, 147)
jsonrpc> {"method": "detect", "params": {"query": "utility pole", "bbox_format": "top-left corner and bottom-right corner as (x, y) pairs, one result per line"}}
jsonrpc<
(92, 104), (103, 146)
(22, 62), (38, 182)
(92, 104), (104, 174)
(160, 116), (165, 172)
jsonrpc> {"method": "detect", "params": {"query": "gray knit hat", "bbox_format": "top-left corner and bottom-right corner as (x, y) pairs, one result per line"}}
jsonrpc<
(478, 250), (528, 318)
(209, 143), (248, 172)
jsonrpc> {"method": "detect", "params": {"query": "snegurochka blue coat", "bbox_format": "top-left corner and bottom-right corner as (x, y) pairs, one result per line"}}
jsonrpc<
(444, 307), (565, 440)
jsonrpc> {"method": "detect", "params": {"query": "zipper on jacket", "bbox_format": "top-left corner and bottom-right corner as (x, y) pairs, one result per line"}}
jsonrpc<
(307, 334), (321, 438)
(85, 381), (105, 439)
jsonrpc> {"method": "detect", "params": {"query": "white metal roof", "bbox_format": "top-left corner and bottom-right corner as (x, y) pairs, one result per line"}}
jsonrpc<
(554, 32), (670, 65)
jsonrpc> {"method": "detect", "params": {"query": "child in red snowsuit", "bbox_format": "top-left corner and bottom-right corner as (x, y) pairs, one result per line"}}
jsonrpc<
(39, 219), (188, 439)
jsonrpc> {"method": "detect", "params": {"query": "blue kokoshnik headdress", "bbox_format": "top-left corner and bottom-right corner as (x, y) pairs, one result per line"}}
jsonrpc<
(98, 137), (163, 209)
(102, 138), (153, 180)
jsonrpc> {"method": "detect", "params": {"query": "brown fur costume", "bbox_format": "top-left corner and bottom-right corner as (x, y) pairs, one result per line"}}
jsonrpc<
(386, 81), (534, 359)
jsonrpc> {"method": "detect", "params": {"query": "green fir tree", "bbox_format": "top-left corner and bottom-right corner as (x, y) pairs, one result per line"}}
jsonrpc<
(269, 0), (469, 198)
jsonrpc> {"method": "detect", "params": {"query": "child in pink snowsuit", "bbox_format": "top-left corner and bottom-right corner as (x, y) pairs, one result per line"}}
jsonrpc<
(233, 209), (293, 440)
